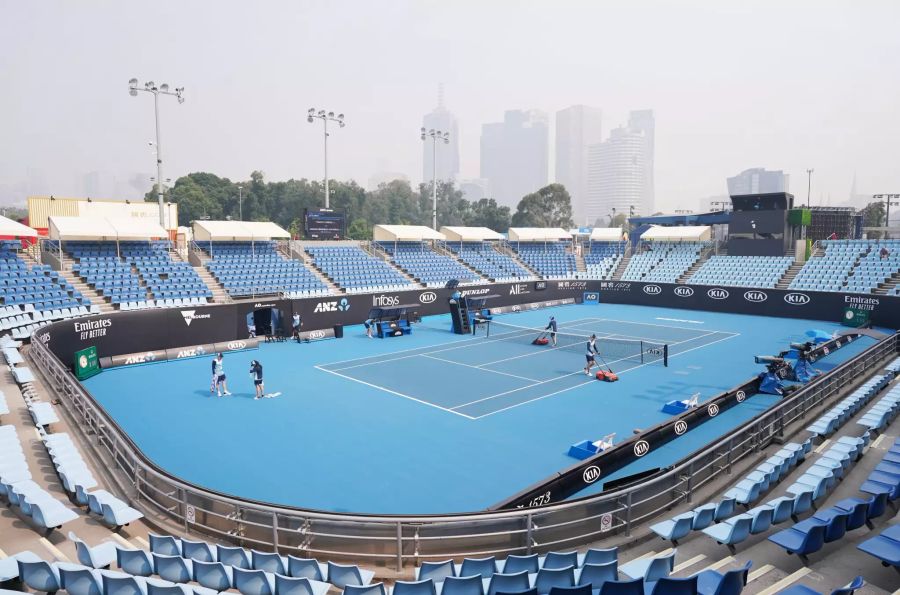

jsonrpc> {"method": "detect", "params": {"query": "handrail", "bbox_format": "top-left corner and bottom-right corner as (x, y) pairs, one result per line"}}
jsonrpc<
(27, 318), (898, 570)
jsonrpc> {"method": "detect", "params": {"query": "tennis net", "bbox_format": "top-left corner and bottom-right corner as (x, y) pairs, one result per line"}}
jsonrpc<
(479, 320), (668, 367)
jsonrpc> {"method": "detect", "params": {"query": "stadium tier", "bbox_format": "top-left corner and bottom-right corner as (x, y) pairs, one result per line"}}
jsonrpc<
(688, 255), (793, 288)
(0, 241), (84, 312)
(306, 244), (415, 293)
(621, 241), (708, 283)
(580, 241), (625, 280)
(791, 239), (900, 294)
(204, 241), (330, 298)
(512, 242), (577, 278)
(380, 241), (483, 287)
(444, 242), (534, 282)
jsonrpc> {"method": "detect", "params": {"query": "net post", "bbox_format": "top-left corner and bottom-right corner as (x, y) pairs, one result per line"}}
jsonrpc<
(664, 344), (669, 367)
(640, 340), (644, 364)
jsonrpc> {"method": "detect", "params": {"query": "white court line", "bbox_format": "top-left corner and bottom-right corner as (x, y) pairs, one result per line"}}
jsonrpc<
(420, 354), (540, 382)
(314, 365), (476, 420)
(597, 317), (737, 333)
(470, 332), (741, 418)
(476, 332), (621, 366)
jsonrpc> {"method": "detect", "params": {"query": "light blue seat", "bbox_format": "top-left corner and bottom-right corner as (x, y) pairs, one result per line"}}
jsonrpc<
(701, 516), (752, 553)
(152, 553), (193, 584)
(144, 577), (190, 595)
(101, 502), (143, 529)
(116, 548), (154, 577)
(0, 550), (40, 583)
(18, 559), (62, 592)
(100, 570), (148, 595)
(149, 534), (181, 556)
(618, 550), (675, 582)
(765, 497), (795, 524)
(274, 574), (330, 595)
(723, 480), (761, 505)
(787, 475), (830, 501)
(533, 566), (575, 595)
(576, 562), (617, 589)
(540, 552), (578, 571)
(713, 499), (735, 522)
(181, 539), (215, 563)
(252, 550), (288, 575)
(582, 549), (617, 567)
(71, 531), (118, 569)
(459, 557), (497, 579)
(690, 504), (716, 530)
(59, 563), (104, 595)
(344, 585), (387, 595)
(745, 506), (774, 534)
(31, 500), (79, 531)
(695, 560), (751, 595)
(418, 561), (456, 582)
(192, 560), (233, 591)
(327, 561), (375, 588)
(217, 545), (251, 569)
(233, 567), (275, 595)
(485, 571), (530, 595)
(394, 579), (438, 595)
(503, 555), (539, 575)
(649, 512), (694, 544)
(791, 491), (814, 519)
(287, 556), (326, 581)
(439, 575), (485, 595)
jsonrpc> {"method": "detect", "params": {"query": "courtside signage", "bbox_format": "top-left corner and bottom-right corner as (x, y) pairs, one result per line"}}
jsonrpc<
(674, 286), (694, 297)
(582, 466), (601, 483)
(784, 293), (810, 305)
(643, 285), (662, 295)
(744, 290), (768, 303)
(707, 288), (729, 299)
(418, 291), (437, 304)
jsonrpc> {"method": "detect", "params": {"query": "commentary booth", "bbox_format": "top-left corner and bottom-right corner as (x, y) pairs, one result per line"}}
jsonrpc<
(638, 224), (711, 243)
(191, 220), (291, 257)
(508, 227), (572, 247)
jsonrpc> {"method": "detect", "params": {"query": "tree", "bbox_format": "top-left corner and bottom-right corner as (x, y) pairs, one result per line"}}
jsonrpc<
(609, 213), (627, 228)
(511, 184), (574, 228)
(347, 218), (371, 240)
(860, 201), (886, 239)
(464, 198), (511, 231)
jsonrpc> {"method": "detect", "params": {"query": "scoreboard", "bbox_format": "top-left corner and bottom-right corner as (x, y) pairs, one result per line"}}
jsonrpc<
(304, 209), (346, 240)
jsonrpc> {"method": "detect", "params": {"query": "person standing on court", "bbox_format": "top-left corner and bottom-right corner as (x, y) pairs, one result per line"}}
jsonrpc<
(584, 334), (599, 376)
(292, 312), (302, 342)
(250, 360), (265, 399)
(214, 353), (231, 397)
(545, 316), (558, 346)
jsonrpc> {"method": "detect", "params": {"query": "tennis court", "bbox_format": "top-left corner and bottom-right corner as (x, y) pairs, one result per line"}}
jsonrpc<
(317, 317), (739, 418)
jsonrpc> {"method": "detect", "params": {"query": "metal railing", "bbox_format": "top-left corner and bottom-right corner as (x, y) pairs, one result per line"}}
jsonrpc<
(27, 325), (898, 570)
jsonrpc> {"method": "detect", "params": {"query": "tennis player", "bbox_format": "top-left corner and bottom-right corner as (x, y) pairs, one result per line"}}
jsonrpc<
(545, 316), (558, 346)
(214, 353), (231, 397)
(584, 334), (599, 376)
(250, 360), (265, 399)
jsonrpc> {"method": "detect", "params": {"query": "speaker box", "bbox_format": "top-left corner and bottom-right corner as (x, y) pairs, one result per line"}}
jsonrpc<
(333, 324), (344, 339)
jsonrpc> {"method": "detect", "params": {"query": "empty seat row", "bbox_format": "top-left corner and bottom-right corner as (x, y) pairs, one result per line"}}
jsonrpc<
(855, 385), (900, 432)
(806, 375), (891, 435)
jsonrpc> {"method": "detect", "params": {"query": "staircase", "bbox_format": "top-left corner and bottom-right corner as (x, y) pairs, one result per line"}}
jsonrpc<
(611, 251), (632, 281)
(497, 242), (541, 279)
(574, 251), (586, 274)
(59, 268), (114, 313)
(194, 266), (231, 303)
(367, 244), (423, 287)
(874, 272), (900, 295)
(776, 262), (806, 289)
(291, 246), (343, 294)
(676, 246), (714, 284)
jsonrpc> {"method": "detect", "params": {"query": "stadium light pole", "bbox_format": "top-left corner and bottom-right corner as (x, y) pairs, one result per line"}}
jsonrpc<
(873, 193), (900, 239)
(307, 109), (345, 209)
(238, 186), (243, 221)
(806, 168), (814, 208)
(128, 79), (184, 228)
(421, 128), (450, 229)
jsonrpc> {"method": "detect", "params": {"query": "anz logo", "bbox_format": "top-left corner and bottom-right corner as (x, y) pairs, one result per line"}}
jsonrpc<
(582, 465), (601, 484)
(707, 288), (729, 300)
(784, 293), (811, 306)
(708, 403), (720, 417)
(674, 420), (688, 435)
(674, 286), (694, 297)
(633, 440), (650, 457)
(643, 285), (662, 295)
(744, 290), (768, 303)
(314, 298), (351, 313)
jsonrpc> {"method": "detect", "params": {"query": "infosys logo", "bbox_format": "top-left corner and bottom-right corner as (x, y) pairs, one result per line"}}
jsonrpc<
(674, 286), (694, 297)
(373, 295), (400, 307)
(707, 288), (729, 300)
(784, 293), (810, 306)
(181, 310), (211, 326)
(418, 291), (437, 304)
(744, 290), (768, 303)
(643, 285), (662, 295)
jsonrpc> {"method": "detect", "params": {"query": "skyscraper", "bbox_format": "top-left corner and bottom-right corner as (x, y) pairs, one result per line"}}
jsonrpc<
(421, 85), (460, 185)
(726, 168), (790, 196)
(628, 110), (655, 215)
(585, 126), (650, 225)
(480, 110), (549, 208)
(556, 105), (603, 225)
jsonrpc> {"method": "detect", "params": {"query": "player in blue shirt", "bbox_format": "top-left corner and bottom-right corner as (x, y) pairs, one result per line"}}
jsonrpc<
(584, 334), (598, 376)
(250, 360), (265, 400)
(545, 316), (558, 346)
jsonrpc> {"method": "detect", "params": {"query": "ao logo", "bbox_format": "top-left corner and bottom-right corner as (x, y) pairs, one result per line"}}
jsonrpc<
(708, 404), (720, 417)
(784, 293), (810, 305)
(511, 305), (522, 312)
(585, 293), (599, 301)
(736, 390), (746, 403)
(643, 285), (662, 295)
(79, 355), (88, 368)
(845, 311), (854, 320)
(419, 291), (437, 304)
(633, 440), (650, 457)
(674, 420), (688, 435)
(744, 290), (768, 303)
(309, 330), (326, 339)
(707, 288), (729, 300)
(227, 341), (246, 350)
(674, 286), (694, 297)
(582, 465), (601, 484)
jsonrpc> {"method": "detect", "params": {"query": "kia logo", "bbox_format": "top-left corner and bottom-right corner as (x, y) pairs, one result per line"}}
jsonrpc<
(707, 288), (729, 300)
(674, 286), (694, 297)
(634, 440), (650, 457)
(643, 285), (662, 295)
(736, 390), (746, 403)
(419, 291), (437, 304)
(309, 330), (326, 339)
(744, 290), (768, 303)
(227, 341), (246, 350)
(708, 404), (720, 417)
(674, 420), (688, 435)
(784, 293), (810, 305)
(582, 466), (601, 484)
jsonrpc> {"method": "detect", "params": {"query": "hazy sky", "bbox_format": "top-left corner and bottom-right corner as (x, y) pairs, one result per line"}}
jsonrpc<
(2, 0), (899, 212)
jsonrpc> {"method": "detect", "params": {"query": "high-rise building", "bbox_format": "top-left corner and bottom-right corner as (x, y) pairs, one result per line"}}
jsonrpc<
(585, 125), (651, 225)
(458, 178), (491, 202)
(628, 110), (655, 214)
(82, 171), (101, 197)
(480, 109), (549, 208)
(727, 168), (790, 196)
(556, 105), (603, 225)
(421, 85), (460, 185)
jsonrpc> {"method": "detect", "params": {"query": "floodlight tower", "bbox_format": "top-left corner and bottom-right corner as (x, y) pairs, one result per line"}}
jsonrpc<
(421, 128), (450, 229)
(307, 109), (345, 209)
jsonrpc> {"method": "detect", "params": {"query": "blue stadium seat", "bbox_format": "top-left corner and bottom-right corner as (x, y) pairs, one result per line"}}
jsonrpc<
(459, 557), (498, 579)
(694, 560), (751, 595)
(417, 560), (456, 582)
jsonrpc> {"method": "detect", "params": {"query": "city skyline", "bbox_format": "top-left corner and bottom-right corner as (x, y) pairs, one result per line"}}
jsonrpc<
(1, 1), (899, 213)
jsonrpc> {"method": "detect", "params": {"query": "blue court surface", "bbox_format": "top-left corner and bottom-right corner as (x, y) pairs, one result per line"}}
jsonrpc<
(82, 302), (877, 514)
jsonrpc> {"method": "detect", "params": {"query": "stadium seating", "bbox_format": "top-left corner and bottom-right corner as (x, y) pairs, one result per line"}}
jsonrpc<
(0, 240), (85, 322)
(204, 241), (329, 298)
(688, 255), (792, 288)
(512, 242), (576, 278)
(445, 242), (533, 282)
(380, 242), (483, 287)
(306, 245), (414, 293)
(806, 375), (890, 435)
(621, 242), (707, 283)
(858, 522), (900, 569)
(579, 241), (624, 280)
(790, 239), (900, 294)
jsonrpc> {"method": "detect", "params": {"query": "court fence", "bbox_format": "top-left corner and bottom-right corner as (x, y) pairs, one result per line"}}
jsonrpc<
(28, 330), (898, 570)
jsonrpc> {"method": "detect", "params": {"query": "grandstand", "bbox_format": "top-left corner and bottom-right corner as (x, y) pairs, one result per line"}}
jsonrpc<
(509, 228), (577, 278)
(790, 239), (900, 295)
(578, 229), (625, 280)
(441, 227), (534, 282)
(689, 255), (793, 288)
(305, 243), (415, 293)
(373, 225), (483, 287)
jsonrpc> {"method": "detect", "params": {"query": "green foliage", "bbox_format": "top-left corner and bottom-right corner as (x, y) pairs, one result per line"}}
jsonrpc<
(511, 183), (574, 228)
(347, 218), (371, 240)
(609, 213), (627, 228)
(464, 198), (511, 231)
(861, 201), (886, 239)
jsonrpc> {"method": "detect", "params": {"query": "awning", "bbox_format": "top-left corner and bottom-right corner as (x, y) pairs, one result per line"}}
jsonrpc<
(0, 215), (38, 238)
(439, 226), (505, 242)
(641, 225), (712, 242)
(49, 216), (167, 241)
(373, 225), (446, 242)
(192, 220), (290, 241)
(590, 228), (624, 241)
(508, 228), (572, 242)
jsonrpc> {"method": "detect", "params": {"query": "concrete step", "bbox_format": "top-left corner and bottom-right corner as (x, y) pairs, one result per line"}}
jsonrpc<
(612, 252), (632, 281)
(59, 269), (114, 313)
(193, 266), (231, 303)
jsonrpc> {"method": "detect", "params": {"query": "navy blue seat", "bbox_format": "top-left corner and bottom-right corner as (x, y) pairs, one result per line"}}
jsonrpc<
(695, 561), (751, 595)
(598, 578), (643, 595)
(768, 522), (827, 563)
(778, 576), (864, 595)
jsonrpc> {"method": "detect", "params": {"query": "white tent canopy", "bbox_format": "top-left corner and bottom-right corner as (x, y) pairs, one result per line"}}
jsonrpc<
(49, 216), (167, 241)
(0, 215), (37, 238)
(508, 228), (572, 242)
(590, 228), (624, 241)
(192, 220), (290, 242)
(440, 226), (504, 242)
(373, 224), (445, 242)
(641, 225), (711, 242)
